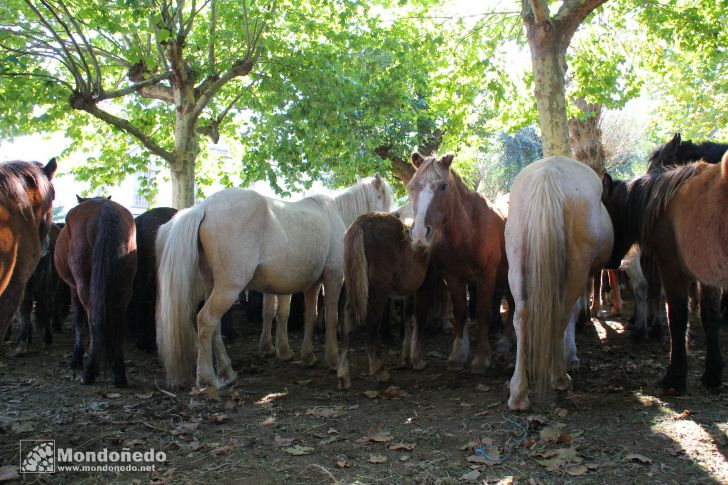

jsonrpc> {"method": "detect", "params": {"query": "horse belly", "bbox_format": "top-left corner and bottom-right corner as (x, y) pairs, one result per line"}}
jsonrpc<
(675, 213), (728, 287)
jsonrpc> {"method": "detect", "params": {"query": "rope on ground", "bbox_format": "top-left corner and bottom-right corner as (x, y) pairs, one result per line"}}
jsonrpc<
(474, 411), (527, 464)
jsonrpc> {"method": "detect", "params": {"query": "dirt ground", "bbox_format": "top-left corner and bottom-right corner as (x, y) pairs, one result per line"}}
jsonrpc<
(1, 300), (727, 485)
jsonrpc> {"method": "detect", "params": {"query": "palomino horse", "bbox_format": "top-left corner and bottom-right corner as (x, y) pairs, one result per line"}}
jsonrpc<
(128, 207), (177, 352)
(602, 153), (728, 393)
(54, 197), (137, 386)
(0, 159), (57, 343)
(506, 156), (613, 410)
(408, 152), (509, 373)
(156, 175), (392, 389)
(338, 212), (432, 388)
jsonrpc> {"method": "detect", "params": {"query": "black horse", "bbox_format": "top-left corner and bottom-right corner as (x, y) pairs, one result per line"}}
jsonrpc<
(128, 207), (177, 352)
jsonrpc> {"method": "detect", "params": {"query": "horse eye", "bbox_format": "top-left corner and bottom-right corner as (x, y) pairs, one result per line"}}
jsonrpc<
(439, 184), (447, 191)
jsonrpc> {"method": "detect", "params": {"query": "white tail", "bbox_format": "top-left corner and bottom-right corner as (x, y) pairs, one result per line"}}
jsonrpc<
(522, 168), (567, 393)
(155, 207), (207, 387)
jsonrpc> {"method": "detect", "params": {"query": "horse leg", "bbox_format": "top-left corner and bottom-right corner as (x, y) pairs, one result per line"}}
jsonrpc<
(642, 252), (666, 339)
(322, 273), (343, 370)
(496, 288), (515, 353)
(608, 269), (622, 316)
(563, 298), (581, 373)
(507, 273), (529, 411)
(274, 294), (294, 361)
(258, 294), (276, 356)
(625, 256), (648, 339)
(658, 266), (690, 394)
(698, 285), (724, 388)
(69, 295), (86, 370)
(471, 269), (496, 373)
(589, 273), (602, 315)
(410, 292), (428, 370)
(366, 291), (389, 382)
(12, 284), (35, 356)
(445, 278), (469, 371)
(300, 283), (322, 366)
(197, 285), (241, 388)
(337, 301), (353, 390)
(400, 297), (413, 367)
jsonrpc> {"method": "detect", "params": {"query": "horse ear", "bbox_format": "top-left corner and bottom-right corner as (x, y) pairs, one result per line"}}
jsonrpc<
(76, 194), (84, 203)
(601, 173), (613, 195)
(43, 157), (57, 180)
(439, 153), (455, 168)
(373, 172), (382, 188)
(411, 152), (425, 168)
(107, 195), (112, 200)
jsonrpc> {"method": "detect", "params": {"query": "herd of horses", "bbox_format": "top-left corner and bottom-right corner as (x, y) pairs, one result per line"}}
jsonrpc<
(1, 133), (726, 411)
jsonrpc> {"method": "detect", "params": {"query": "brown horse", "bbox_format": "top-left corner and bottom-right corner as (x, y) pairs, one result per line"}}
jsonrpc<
(54, 197), (137, 386)
(407, 152), (509, 373)
(604, 153), (728, 393)
(0, 159), (57, 343)
(338, 212), (432, 389)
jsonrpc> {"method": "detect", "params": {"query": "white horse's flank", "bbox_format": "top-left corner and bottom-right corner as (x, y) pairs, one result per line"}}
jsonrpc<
(156, 175), (392, 388)
(505, 157), (613, 410)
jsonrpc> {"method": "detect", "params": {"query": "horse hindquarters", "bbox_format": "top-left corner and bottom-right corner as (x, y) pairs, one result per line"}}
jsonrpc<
(156, 208), (207, 388)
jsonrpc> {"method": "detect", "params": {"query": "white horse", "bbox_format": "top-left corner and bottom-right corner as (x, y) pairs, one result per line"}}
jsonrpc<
(156, 174), (392, 389)
(505, 157), (613, 410)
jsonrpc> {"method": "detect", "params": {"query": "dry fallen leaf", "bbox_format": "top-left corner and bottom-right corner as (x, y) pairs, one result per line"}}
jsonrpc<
(102, 392), (121, 399)
(672, 410), (691, 420)
(136, 392), (154, 400)
(585, 463), (599, 470)
(476, 384), (490, 392)
(566, 464), (589, 476)
(284, 445), (314, 456)
(624, 453), (652, 464)
(539, 424), (566, 442)
(363, 390), (379, 399)
(368, 454), (387, 464)
(461, 469), (481, 481)
(535, 447), (580, 471)
(388, 442), (416, 451)
(335, 457), (350, 468)
(305, 406), (346, 419)
(211, 441), (236, 455)
(466, 454), (497, 465)
(474, 410), (490, 417)
(555, 407), (568, 418)
(274, 435), (295, 447)
(205, 413), (230, 424)
(380, 386), (410, 399)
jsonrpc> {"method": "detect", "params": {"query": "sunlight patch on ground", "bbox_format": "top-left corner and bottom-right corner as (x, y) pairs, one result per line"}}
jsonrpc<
(651, 417), (728, 481)
(255, 391), (288, 406)
(591, 318), (626, 341)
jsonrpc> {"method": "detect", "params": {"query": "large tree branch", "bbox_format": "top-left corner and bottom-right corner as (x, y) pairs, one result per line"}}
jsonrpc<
(98, 71), (174, 101)
(1, 71), (74, 91)
(374, 145), (415, 184)
(71, 95), (174, 162)
(528, 0), (551, 24)
(192, 57), (253, 118)
(553, 0), (609, 47)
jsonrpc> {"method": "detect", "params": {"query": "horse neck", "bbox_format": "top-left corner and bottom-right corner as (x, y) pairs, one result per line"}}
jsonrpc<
(442, 174), (476, 239)
(333, 182), (376, 227)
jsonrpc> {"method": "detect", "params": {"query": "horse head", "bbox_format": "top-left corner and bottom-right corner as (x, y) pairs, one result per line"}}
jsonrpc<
(367, 172), (393, 213)
(407, 151), (455, 247)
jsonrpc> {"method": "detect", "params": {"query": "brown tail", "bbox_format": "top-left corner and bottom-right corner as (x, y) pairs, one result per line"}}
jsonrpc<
(344, 223), (368, 323)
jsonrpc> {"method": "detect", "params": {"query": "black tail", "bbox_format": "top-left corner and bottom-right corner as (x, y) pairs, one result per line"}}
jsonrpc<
(90, 203), (126, 368)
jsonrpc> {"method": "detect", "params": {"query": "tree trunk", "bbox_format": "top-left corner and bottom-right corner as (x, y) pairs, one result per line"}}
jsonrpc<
(568, 98), (606, 177)
(170, 157), (196, 209)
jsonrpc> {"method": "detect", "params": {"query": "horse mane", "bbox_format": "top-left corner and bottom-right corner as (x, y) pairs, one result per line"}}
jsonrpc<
(0, 161), (53, 220)
(647, 134), (728, 172)
(631, 163), (705, 241)
(332, 175), (392, 226)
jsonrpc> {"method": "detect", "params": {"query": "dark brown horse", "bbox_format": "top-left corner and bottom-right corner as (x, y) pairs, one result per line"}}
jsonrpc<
(54, 197), (137, 386)
(338, 212), (432, 388)
(128, 207), (177, 352)
(0, 159), (57, 343)
(12, 223), (70, 355)
(407, 152), (509, 373)
(603, 152), (728, 393)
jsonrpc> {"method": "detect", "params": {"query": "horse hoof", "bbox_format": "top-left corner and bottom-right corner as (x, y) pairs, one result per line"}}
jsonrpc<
(507, 395), (530, 411)
(447, 360), (466, 372)
(338, 374), (351, 390)
(258, 343), (275, 357)
(219, 370), (238, 387)
(701, 371), (722, 389)
(276, 347), (294, 362)
(659, 374), (686, 395)
(567, 357), (580, 372)
(301, 352), (318, 367)
(411, 359), (427, 371)
(325, 354), (339, 371)
(470, 356), (490, 374)
(552, 373), (572, 391)
(630, 328), (647, 340)
(373, 368), (390, 383)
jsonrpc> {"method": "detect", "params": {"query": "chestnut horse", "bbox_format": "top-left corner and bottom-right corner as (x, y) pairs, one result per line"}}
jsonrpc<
(156, 175), (392, 389)
(338, 212), (432, 388)
(0, 159), (57, 344)
(506, 156), (613, 410)
(54, 197), (137, 386)
(408, 152), (509, 373)
(602, 153), (728, 393)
